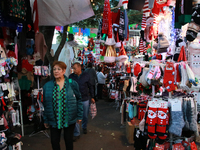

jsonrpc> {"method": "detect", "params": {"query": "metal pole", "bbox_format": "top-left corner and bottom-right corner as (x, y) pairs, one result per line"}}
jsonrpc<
(19, 88), (24, 136)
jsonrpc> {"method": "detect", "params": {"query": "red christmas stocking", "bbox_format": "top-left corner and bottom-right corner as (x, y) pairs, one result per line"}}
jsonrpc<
(146, 107), (158, 139)
(163, 62), (176, 92)
(156, 107), (169, 140)
(138, 103), (147, 120)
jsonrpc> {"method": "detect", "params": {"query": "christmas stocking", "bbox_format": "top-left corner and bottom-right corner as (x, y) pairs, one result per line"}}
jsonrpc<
(156, 106), (169, 140)
(163, 62), (176, 92)
(169, 98), (185, 136)
(138, 102), (147, 120)
(146, 102), (158, 139)
(180, 63), (190, 91)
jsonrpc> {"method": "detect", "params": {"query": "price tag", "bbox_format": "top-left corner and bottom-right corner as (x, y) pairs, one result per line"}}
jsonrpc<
(191, 99), (195, 108)
(2, 83), (7, 91)
(171, 99), (182, 111)
(0, 118), (4, 125)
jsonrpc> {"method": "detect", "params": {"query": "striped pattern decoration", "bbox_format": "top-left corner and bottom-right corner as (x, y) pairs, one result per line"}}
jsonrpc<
(141, 14), (147, 30)
(143, 0), (150, 17)
(52, 79), (68, 129)
(139, 39), (147, 53)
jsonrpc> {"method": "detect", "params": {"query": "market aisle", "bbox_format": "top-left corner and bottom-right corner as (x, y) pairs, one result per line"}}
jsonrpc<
(21, 100), (134, 150)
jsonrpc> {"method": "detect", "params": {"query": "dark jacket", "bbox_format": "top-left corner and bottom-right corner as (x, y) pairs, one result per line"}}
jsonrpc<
(43, 77), (83, 126)
(69, 71), (94, 101)
(85, 68), (98, 85)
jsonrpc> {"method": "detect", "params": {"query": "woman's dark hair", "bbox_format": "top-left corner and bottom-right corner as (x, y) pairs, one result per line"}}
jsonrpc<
(98, 67), (102, 72)
(52, 61), (67, 70)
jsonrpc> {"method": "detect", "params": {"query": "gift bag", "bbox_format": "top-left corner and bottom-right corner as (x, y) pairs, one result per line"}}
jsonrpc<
(90, 103), (97, 119)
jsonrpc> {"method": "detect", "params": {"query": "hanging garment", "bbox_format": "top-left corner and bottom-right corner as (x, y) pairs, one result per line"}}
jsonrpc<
(58, 42), (74, 77)
(102, 0), (112, 38)
(35, 32), (47, 62)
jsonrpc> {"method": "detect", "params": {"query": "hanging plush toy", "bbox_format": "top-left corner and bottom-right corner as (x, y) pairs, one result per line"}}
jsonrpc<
(88, 38), (95, 51)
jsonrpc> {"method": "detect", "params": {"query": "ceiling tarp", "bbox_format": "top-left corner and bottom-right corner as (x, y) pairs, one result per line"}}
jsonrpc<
(37, 0), (95, 26)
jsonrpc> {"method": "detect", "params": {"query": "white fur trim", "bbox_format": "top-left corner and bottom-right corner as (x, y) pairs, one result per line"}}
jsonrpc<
(105, 37), (116, 46)
(178, 41), (186, 48)
(115, 42), (121, 48)
(104, 56), (116, 63)
(113, 23), (119, 27)
(117, 55), (128, 62)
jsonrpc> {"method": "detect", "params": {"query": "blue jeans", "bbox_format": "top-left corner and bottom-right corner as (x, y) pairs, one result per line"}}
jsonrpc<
(74, 100), (89, 136)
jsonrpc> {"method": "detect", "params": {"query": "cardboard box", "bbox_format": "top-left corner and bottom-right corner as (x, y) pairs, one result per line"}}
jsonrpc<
(126, 121), (135, 144)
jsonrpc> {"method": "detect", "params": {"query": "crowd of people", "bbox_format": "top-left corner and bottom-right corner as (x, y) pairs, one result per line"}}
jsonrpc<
(43, 61), (108, 150)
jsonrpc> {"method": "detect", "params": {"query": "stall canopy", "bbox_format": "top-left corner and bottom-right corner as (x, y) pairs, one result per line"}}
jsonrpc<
(37, 0), (95, 26)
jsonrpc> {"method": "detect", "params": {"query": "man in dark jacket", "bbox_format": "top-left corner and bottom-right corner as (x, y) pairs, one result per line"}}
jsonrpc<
(69, 62), (95, 141)
(85, 62), (98, 101)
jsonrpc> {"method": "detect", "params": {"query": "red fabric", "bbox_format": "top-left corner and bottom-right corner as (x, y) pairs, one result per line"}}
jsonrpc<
(102, 0), (112, 38)
(22, 59), (34, 72)
(33, 0), (39, 33)
(0, 39), (4, 47)
(119, 42), (127, 56)
(7, 51), (16, 58)
(88, 38), (94, 50)
(126, 65), (131, 74)
(1, 97), (6, 111)
(100, 45), (107, 56)
(152, 0), (170, 15)
(156, 54), (162, 60)
(155, 0), (171, 8)
(146, 107), (157, 139)
(156, 107), (168, 140)
(177, 46), (187, 62)
(78, 51), (81, 57)
(138, 103), (147, 120)
(112, 9), (120, 25)
(163, 62), (176, 92)
(134, 63), (142, 76)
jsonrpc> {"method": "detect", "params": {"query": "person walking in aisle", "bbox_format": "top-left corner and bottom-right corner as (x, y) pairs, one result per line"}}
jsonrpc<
(69, 62), (95, 141)
(97, 66), (107, 99)
(43, 61), (83, 150)
(85, 62), (98, 101)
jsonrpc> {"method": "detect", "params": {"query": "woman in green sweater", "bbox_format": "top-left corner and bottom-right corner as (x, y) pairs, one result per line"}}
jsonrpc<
(43, 61), (83, 150)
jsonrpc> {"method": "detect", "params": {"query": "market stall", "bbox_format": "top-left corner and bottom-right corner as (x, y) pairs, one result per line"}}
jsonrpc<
(91, 0), (200, 149)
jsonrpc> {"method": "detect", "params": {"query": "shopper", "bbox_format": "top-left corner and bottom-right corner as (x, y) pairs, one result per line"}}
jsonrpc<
(97, 66), (107, 99)
(85, 62), (98, 101)
(69, 62), (95, 141)
(43, 61), (83, 150)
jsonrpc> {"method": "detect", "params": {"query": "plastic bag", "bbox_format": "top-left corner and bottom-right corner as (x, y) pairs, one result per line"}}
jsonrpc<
(90, 103), (97, 119)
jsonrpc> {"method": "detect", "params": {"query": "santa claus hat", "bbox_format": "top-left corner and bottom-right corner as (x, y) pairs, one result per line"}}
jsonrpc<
(122, 0), (129, 9)
(115, 32), (121, 48)
(104, 45), (116, 63)
(117, 42), (128, 62)
(105, 31), (116, 46)
(177, 46), (187, 62)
